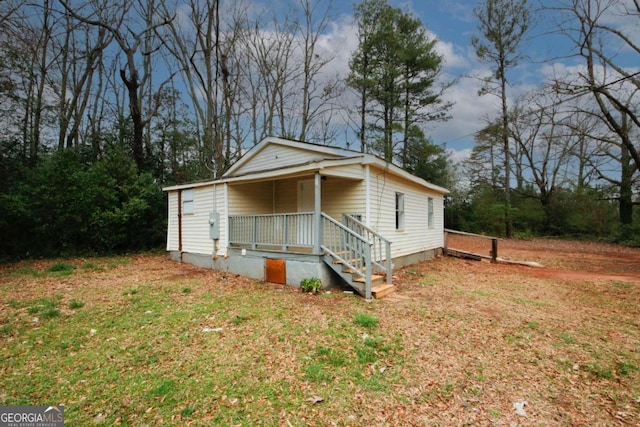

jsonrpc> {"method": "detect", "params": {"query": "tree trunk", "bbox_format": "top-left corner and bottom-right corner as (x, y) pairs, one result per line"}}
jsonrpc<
(619, 144), (633, 225)
(120, 67), (144, 171)
(500, 67), (512, 237)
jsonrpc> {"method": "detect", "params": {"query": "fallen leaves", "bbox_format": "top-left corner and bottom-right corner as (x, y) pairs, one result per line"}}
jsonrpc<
(1, 244), (639, 425)
(305, 396), (324, 405)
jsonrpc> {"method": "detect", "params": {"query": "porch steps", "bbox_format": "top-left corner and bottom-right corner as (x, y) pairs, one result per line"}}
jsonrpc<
(353, 274), (384, 284)
(323, 255), (395, 299)
(320, 214), (394, 299)
(372, 284), (395, 299)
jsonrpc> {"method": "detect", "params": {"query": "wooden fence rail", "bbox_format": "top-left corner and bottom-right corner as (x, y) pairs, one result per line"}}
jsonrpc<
(444, 228), (500, 263)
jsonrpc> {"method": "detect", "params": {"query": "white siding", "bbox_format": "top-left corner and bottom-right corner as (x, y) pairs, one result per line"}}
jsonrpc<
(166, 185), (222, 255)
(368, 168), (444, 259)
(270, 175), (365, 218)
(231, 144), (341, 176)
(274, 177), (300, 213)
(321, 177), (366, 220)
(181, 186), (215, 255)
(228, 181), (273, 215)
(166, 191), (179, 251)
(166, 150), (445, 261)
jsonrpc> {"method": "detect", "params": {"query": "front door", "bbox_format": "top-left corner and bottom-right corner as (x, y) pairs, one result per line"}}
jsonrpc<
(297, 179), (315, 245)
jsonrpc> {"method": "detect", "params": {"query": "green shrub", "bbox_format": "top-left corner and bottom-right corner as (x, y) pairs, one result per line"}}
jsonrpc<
(300, 277), (322, 294)
(81, 262), (103, 271)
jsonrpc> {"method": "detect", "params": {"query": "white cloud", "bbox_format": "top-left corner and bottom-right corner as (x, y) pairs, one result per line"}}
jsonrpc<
(434, 36), (470, 69)
(428, 69), (499, 146)
(448, 147), (472, 164)
(316, 15), (358, 79)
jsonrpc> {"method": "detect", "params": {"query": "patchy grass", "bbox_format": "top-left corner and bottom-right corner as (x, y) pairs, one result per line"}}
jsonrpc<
(45, 262), (75, 275)
(613, 281), (633, 289)
(27, 297), (61, 318)
(81, 261), (104, 272)
(353, 312), (379, 328)
(1, 247), (639, 426)
(68, 299), (84, 309)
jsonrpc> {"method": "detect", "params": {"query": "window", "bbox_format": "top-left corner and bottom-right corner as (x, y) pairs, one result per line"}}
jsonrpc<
(427, 197), (434, 228)
(395, 192), (405, 230)
(182, 189), (194, 214)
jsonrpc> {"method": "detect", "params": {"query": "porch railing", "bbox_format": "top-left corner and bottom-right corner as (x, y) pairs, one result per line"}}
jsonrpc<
(321, 213), (392, 299)
(228, 212), (392, 299)
(228, 212), (314, 250)
(342, 214), (392, 283)
(321, 213), (372, 297)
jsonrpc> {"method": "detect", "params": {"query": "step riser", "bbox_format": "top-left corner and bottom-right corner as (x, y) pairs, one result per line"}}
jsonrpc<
(372, 284), (395, 299)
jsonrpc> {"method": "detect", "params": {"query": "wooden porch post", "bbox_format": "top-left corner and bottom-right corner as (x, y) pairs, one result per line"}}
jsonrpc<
(314, 172), (322, 254)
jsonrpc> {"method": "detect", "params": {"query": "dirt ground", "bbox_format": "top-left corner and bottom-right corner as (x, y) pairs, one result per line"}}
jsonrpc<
(388, 237), (640, 425)
(445, 234), (640, 284)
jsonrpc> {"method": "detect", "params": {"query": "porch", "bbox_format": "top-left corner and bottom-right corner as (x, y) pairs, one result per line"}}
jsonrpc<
(228, 212), (393, 299)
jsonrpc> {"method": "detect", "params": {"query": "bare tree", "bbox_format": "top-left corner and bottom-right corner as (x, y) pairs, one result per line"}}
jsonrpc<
(509, 89), (578, 229)
(55, 15), (113, 150)
(0, 1), (66, 162)
(2, 1), (113, 159)
(0, 1), (24, 27)
(244, 11), (297, 141)
(60, 0), (174, 171)
(550, 0), (640, 224)
(236, 0), (341, 145)
(163, 0), (261, 177)
(29, 0), (53, 162)
(570, 94), (639, 225)
(294, 0), (341, 143)
(552, 0), (640, 173)
(559, 109), (603, 191)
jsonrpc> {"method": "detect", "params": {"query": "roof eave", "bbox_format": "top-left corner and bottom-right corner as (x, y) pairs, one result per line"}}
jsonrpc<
(363, 155), (450, 194)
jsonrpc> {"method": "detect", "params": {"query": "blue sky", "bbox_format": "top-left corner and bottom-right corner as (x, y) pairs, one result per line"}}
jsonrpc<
(206, 0), (635, 162)
(307, 0), (551, 160)
(273, 0), (636, 162)
(172, 0), (640, 160)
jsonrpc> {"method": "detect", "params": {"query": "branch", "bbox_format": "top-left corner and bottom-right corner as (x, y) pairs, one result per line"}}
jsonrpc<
(140, 70), (179, 128)
(58, 0), (127, 51)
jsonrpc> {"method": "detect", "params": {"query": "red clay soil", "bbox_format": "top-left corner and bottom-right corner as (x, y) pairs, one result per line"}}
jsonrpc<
(445, 234), (640, 284)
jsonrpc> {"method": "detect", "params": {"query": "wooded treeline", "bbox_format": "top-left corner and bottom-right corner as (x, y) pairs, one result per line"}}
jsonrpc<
(0, 0), (638, 259)
(449, 0), (640, 243)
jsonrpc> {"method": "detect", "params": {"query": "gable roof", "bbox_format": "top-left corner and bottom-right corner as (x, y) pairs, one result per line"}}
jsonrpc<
(222, 136), (359, 178)
(164, 136), (449, 194)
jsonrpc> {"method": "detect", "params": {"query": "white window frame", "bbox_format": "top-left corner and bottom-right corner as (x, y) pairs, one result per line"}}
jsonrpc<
(427, 197), (434, 229)
(395, 192), (405, 230)
(182, 189), (194, 215)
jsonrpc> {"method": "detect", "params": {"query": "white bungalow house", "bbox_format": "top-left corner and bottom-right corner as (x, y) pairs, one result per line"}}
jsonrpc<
(163, 137), (449, 299)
